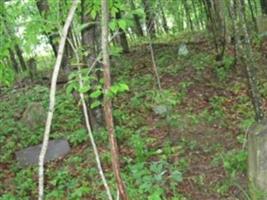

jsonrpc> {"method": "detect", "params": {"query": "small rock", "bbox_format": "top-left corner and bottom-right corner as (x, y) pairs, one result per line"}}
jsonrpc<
(15, 139), (70, 167)
(152, 105), (170, 116)
(178, 43), (189, 56)
(21, 102), (46, 129)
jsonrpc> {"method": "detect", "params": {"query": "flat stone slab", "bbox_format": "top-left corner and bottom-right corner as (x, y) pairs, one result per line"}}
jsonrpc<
(16, 139), (70, 167)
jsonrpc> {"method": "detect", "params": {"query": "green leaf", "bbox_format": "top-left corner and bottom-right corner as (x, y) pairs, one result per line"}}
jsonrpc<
(90, 90), (102, 98)
(171, 170), (183, 182)
(118, 19), (127, 30)
(109, 20), (117, 31)
(66, 82), (77, 95)
(109, 46), (123, 57)
(90, 100), (101, 109)
(118, 83), (129, 92)
(148, 189), (163, 200)
(78, 85), (90, 93)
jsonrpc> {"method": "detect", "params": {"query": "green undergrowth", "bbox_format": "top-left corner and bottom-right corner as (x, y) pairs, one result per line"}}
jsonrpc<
(1, 35), (263, 199)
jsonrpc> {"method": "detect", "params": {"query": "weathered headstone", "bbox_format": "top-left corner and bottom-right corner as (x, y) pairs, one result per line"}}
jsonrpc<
(248, 120), (267, 199)
(178, 43), (189, 56)
(21, 102), (46, 129)
(15, 139), (70, 167)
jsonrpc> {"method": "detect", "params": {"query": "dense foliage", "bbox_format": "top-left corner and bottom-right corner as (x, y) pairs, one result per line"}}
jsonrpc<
(1, 0), (267, 199)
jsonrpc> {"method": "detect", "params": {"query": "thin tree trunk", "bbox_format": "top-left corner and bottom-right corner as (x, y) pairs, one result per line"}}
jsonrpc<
(38, 1), (79, 199)
(1, 9), (26, 72)
(81, 0), (104, 129)
(8, 48), (20, 73)
(148, 41), (162, 90)
(67, 30), (113, 200)
(37, 0), (71, 73)
(143, 0), (156, 37)
(14, 44), (27, 71)
(261, 0), (267, 14)
(248, 0), (258, 32)
(115, 10), (130, 53)
(227, 0), (239, 68)
(237, 0), (264, 122)
(183, 0), (194, 31)
(158, 0), (168, 33)
(101, 0), (129, 199)
(129, 0), (144, 36)
(192, 0), (202, 29)
(203, 0), (226, 62)
(36, 0), (58, 57)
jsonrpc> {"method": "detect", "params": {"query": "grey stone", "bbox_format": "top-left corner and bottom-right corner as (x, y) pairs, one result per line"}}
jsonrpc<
(152, 105), (170, 116)
(248, 119), (267, 199)
(178, 43), (189, 56)
(15, 139), (70, 167)
(21, 102), (46, 129)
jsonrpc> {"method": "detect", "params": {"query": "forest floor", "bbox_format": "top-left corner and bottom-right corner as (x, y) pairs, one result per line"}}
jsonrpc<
(1, 32), (267, 199)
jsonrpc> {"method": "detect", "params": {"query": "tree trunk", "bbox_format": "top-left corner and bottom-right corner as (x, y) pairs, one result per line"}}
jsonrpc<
(38, 1), (79, 199)
(227, 0), (239, 68)
(192, 0), (203, 29)
(143, 0), (156, 37)
(1, 6), (27, 72)
(129, 0), (144, 36)
(203, 0), (226, 62)
(101, 0), (129, 199)
(115, 10), (130, 53)
(183, 0), (194, 31)
(14, 44), (27, 71)
(8, 48), (20, 73)
(36, 0), (58, 57)
(37, 0), (72, 73)
(248, 0), (258, 31)
(81, 0), (103, 129)
(237, 0), (264, 122)
(158, 0), (168, 33)
(261, 0), (267, 15)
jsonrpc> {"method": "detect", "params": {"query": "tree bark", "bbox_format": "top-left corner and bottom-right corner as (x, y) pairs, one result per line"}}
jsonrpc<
(101, 0), (129, 199)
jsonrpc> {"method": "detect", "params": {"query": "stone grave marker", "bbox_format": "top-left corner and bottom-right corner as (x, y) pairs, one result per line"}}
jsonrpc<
(21, 102), (46, 129)
(248, 119), (267, 199)
(178, 43), (189, 56)
(16, 139), (70, 167)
